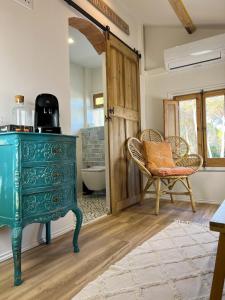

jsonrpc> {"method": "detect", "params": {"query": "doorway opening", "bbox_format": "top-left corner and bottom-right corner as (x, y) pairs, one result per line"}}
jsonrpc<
(68, 16), (142, 218)
(68, 18), (108, 224)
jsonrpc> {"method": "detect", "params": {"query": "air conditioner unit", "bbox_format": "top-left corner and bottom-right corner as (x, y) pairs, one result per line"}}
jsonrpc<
(164, 33), (225, 71)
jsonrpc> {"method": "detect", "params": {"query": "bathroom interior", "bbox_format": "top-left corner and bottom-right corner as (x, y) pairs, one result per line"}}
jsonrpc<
(69, 25), (107, 224)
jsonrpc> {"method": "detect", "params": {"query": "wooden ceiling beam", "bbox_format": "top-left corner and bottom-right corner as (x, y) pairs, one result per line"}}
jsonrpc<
(168, 0), (196, 34)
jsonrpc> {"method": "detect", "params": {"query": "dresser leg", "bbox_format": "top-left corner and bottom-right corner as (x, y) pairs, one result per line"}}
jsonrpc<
(11, 227), (23, 286)
(72, 207), (83, 253)
(46, 222), (51, 244)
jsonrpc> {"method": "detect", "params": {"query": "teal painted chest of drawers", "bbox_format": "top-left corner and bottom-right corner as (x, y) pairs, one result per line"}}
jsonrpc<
(0, 133), (83, 286)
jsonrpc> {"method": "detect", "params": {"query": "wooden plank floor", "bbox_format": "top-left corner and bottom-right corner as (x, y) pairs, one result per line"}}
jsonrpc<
(0, 199), (218, 300)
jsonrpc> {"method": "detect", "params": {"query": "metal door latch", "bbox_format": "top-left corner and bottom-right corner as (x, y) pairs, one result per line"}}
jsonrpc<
(105, 107), (115, 122)
(108, 107), (115, 115)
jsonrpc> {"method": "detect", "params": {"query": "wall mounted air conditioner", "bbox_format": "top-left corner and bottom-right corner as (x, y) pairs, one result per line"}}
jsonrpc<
(164, 33), (225, 71)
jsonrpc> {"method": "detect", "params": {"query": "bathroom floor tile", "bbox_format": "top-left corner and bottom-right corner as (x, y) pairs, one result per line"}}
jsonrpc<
(78, 193), (107, 224)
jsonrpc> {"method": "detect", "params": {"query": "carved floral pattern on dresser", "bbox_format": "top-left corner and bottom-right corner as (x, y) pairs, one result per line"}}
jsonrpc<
(0, 133), (82, 286)
(21, 142), (75, 162)
(21, 164), (74, 188)
(22, 187), (74, 218)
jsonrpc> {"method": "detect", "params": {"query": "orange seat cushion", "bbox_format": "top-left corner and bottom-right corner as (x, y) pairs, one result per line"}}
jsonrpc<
(143, 141), (175, 170)
(143, 141), (194, 177)
(150, 167), (195, 177)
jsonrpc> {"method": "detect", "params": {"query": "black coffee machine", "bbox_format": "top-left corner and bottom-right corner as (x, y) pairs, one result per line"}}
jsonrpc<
(34, 94), (61, 134)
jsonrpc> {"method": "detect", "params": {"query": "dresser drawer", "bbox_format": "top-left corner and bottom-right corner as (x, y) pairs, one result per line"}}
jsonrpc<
(22, 187), (75, 219)
(21, 141), (75, 162)
(21, 164), (75, 190)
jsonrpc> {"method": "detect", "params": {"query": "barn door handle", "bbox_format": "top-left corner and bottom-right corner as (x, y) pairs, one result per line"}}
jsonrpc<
(105, 107), (115, 122)
(108, 107), (115, 115)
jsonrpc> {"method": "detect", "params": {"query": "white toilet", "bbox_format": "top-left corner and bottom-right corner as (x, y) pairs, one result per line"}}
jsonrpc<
(81, 166), (106, 191)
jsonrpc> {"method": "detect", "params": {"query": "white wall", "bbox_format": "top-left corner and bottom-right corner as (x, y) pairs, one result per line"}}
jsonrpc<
(144, 26), (225, 70)
(86, 67), (104, 128)
(145, 26), (225, 204)
(70, 63), (85, 194)
(70, 63), (104, 130)
(0, 0), (143, 262)
(92, 68), (104, 93)
(70, 62), (104, 194)
(70, 63), (85, 134)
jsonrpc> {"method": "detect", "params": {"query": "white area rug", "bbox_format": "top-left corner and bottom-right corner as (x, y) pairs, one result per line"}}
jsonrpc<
(72, 221), (223, 300)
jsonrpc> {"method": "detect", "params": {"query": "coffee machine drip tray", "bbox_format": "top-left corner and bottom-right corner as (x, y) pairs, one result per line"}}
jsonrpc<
(36, 127), (61, 134)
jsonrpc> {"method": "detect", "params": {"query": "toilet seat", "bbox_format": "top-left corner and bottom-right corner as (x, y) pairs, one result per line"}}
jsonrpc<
(81, 166), (105, 172)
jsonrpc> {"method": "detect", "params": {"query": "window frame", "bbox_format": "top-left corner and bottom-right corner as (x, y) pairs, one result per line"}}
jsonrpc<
(173, 93), (203, 158)
(93, 92), (104, 109)
(202, 89), (225, 167)
(172, 89), (225, 167)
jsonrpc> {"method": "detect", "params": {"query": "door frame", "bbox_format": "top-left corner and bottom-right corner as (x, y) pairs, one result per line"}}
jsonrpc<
(68, 16), (141, 214)
(69, 17), (112, 213)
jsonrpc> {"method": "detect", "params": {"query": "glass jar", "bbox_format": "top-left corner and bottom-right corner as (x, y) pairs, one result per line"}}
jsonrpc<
(12, 95), (32, 126)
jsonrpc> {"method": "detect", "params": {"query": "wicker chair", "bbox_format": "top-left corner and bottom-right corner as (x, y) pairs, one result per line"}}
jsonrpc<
(127, 137), (203, 215)
(140, 129), (189, 162)
(140, 129), (164, 143)
(165, 136), (189, 162)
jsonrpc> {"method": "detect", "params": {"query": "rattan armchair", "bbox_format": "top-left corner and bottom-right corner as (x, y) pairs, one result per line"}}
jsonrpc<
(165, 136), (189, 162)
(127, 137), (203, 215)
(140, 129), (189, 162)
(140, 129), (164, 143)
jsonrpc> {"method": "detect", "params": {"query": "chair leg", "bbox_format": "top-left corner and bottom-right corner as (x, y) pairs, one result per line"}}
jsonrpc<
(168, 179), (174, 203)
(155, 178), (161, 215)
(141, 179), (152, 205)
(186, 177), (196, 213)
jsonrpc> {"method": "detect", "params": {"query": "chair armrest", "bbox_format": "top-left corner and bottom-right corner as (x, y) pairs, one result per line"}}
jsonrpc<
(131, 157), (152, 177)
(127, 137), (152, 177)
(175, 154), (203, 173)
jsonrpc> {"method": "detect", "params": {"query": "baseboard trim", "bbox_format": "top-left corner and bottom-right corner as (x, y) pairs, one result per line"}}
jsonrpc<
(0, 224), (75, 263)
(147, 194), (220, 205)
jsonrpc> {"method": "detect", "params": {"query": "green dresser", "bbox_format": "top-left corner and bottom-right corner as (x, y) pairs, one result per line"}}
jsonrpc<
(0, 133), (83, 286)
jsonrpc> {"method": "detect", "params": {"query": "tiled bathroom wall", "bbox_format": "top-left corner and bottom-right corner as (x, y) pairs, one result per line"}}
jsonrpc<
(81, 126), (105, 167)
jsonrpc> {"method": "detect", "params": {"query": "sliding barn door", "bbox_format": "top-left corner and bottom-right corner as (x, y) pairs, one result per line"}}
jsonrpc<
(106, 33), (141, 214)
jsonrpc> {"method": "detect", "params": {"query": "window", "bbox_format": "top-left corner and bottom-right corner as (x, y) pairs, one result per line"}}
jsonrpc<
(164, 89), (225, 167)
(93, 93), (104, 109)
(87, 92), (104, 127)
(204, 91), (225, 166)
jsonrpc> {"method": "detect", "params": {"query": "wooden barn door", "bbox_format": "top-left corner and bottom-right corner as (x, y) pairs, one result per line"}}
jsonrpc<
(106, 33), (141, 214)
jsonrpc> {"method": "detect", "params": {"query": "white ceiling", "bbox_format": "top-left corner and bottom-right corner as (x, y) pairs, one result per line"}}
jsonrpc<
(121, 0), (225, 26)
(69, 27), (102, 68)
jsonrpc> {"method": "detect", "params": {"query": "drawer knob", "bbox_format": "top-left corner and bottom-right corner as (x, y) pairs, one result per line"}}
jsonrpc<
(53, 196), (59, 203)
(53, 173), (60, 178)
(53, 147), (62, 154)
